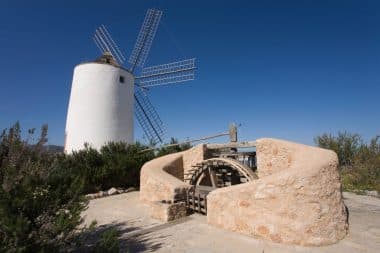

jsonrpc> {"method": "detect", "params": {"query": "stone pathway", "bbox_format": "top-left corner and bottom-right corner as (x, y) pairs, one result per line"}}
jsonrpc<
(82, 191), (380, 253)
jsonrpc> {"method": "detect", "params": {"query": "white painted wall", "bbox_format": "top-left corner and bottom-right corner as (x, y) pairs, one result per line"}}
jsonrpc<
(64, 63), (134, 153)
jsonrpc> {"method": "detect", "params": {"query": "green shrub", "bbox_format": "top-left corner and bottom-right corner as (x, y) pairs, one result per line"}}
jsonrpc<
(95, 228), (120, 253)
(315, 132), (380, 192)
(100, 142), (155, 190)
(0, 122), (87, 252)
(56, 138), (188, 194)
(0, 122), (191, 251)
(156, 138), (191, 157)
(55, 142), (154, 194)
(314, 132), (362, 166)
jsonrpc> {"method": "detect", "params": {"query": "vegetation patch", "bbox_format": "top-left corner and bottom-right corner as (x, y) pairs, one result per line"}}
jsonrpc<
(315, 132), (380, 193)
(0, 122), (190, 252)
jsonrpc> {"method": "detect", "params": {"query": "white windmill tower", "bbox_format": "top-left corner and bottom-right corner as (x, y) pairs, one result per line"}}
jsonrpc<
(64, 9), (196, 153)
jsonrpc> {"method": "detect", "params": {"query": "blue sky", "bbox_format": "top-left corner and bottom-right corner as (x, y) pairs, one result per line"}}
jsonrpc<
(0, 0), (379, 146)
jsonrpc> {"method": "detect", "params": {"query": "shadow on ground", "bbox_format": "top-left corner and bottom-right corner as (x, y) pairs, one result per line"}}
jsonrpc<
(74, 219), (170, 252)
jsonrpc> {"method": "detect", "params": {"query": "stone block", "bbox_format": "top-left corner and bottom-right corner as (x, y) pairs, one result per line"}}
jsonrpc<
(150, 201), (187, 222)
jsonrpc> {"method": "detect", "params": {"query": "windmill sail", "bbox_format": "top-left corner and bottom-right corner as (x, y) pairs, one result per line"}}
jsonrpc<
(134, 87), (165, 144)
(136, 58), (196, 87)
(93, 25), (126, 64)
(129, 9), (163, 72)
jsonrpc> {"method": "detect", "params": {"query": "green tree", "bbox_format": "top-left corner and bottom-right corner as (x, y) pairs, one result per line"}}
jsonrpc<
(314, 131), (362, 167)
(315, 132), (380, 192)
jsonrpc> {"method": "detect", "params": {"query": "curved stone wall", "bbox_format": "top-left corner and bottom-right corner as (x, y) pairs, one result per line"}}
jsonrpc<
(207, 138), (348, 246)
(140, 152), (189, 203)
(140, 144), (206, 204)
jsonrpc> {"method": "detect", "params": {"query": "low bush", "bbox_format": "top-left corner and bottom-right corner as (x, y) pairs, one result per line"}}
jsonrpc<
(56, 142), (155, 194)
(0, 122), (87, 252)
(315, 132), (380, 192)
(59, 137), (191, 194)
(95, 228), (120, 253)
(0, 122), (192, 251)
(155, 137), (191, 157)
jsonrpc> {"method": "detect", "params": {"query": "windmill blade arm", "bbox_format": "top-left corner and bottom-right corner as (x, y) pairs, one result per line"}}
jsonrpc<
(135, 58), (196, 88)
(93, 36), (106, 53)
(100, 25), (126, 62)
(134, 88), (165, 144)
(93, 25), (125, 64)
(128, 9), (163, 71)
(137, 66), (196, 79)
(139, 58), (196, 78)
(136, 72), (195, 88)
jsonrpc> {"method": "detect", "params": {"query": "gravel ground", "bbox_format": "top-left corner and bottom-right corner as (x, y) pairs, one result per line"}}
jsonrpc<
(82, 191), (380, 253)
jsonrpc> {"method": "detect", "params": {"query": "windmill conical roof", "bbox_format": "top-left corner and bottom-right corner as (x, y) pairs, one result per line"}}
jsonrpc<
(94, 52), (120, 67)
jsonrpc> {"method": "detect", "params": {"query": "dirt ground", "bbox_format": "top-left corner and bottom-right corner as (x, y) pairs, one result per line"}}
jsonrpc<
(82, 191), (380, 253)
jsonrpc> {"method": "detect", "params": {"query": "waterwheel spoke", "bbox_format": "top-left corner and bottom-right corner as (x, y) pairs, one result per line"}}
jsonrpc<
(208, 167), (218, 188)
(187, 157), (258, 215)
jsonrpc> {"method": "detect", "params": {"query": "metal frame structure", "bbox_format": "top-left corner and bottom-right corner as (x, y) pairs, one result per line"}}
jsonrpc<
(136, 58), (196, 87)
(134, 88), (166, 144)
(129, 9), (163, 71)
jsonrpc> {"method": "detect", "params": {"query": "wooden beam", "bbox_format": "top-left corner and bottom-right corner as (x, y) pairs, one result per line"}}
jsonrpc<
(139, 131), (230, 153)
(209, 168), (218, 188)
(206, 141), (256, 149)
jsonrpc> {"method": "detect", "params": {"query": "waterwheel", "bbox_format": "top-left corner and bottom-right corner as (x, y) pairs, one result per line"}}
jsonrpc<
(185, 158), (258, 214)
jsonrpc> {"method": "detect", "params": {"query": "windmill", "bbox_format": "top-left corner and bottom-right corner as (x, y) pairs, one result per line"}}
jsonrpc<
(64, 9), (196, 153)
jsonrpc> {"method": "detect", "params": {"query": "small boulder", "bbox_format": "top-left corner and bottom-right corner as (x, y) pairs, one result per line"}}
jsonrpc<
(85, 193), (97, 199)
(116, 188), (125, 194)
(107, 187), (118, 195)
(95, 191), (106, 198)
(365, 190), (379, 197)
(125, 187), (137, 193)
